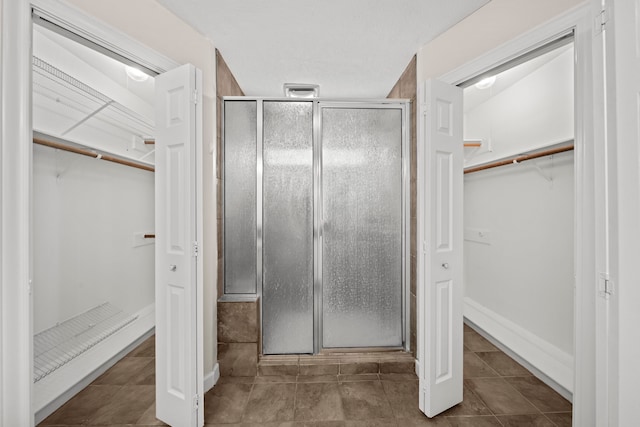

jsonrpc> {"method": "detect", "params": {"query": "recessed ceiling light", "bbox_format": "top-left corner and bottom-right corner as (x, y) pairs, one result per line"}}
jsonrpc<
(475, 76), (496, 90)
(125, 66), (149, 82)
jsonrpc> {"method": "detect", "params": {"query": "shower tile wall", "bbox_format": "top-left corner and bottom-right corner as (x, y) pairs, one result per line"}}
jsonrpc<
(217, 301), (259, 377)
(387, 55), (417, 356)
(216, 50), (259, 374)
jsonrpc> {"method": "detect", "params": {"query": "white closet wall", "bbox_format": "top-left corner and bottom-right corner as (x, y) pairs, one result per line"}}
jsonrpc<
(33, 144), (154, 334)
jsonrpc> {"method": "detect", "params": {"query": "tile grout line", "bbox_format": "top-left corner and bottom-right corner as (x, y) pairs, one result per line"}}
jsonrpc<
(471, 350), (502, 378)
(458, 374), (503, 425)
(471, 347), (568, 421)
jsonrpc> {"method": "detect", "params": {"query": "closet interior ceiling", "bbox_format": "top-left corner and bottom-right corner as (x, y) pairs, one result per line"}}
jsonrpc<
(32, 23), (156, 165)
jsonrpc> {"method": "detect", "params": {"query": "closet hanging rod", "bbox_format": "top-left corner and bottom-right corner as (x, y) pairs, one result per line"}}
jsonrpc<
(464, 144), (574, 174)
(33, 137), (155, 173)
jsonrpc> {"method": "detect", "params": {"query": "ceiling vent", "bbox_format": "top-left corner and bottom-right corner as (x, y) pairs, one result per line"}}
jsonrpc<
(283, 83), (319, 98)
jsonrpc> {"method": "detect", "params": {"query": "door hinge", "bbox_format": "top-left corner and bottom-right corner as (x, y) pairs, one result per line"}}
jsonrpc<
(599, 272), (615, 298)
(193, 241), (199, 257)
(193, 89), (198, 105)
(595, 7), (610, 34)
(193, 394), (199, 410)
(421, 103), (428, 117)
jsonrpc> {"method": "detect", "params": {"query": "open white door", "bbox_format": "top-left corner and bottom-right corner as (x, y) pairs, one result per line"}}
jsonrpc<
(417, 79), (463, 417)
(155, 63), (203, 427)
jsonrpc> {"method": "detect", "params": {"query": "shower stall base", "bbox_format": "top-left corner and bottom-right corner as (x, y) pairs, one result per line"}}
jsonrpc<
(258, 351), (416, 377)
(34, 303), (154, 424)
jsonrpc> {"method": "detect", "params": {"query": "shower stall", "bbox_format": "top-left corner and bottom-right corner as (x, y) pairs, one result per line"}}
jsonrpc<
(223, 98), (409, 355)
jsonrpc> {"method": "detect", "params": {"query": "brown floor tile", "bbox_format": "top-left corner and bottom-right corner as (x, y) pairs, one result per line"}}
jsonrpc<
(92, 357), (155, 385)
(254, 375), (297, 383)
(298, 375), (339, 383)
(339, 374), (379, 382)
(339, 381), (393, 420)
(463, 331), (498, 352)
(300, 363), (339, 376)
(544, 412), (573, 427)
(86, 384), (155, 425)
(295, 382), (344, 421)
(463, 352), (499, 379)
(504, 376), (572, 413)
(441, 385), (492, 417)
(217, 375), (255, 384)
(210, 423), (296, 427)
(130, 358), (156, 385)
(39, 385), (121, 425)
(496, 414), (557, 426)
(465, 378), (538, 415)
(296, 422), (346, 427)
(242, 383), (296, 423)
(127, 336), (155, 358)
(259, 363), (299, 376)
(395, 417), (451, 426)
(339, 362), (379, 375)
(136, 401), (168, 425)
(204, 382), (252, 424)
(219, 343), (258, 377)
(343, 420), (397, 426)
(378, 373), (417, 381)
(379, 361), (415, 374)
(41, 330), (573, 427)
(475, 352), (531, 377)
(382, 380), (423, 419)
(447, 415), (502, 426)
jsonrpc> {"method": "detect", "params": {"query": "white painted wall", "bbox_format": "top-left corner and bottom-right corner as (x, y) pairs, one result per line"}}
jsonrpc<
(33, 144), (154, 333)
(462, 47), (574, 391)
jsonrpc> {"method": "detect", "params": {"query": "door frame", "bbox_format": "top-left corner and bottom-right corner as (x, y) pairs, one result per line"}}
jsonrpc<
(1, 0), (199, 424)
(428, 4), (599, 425)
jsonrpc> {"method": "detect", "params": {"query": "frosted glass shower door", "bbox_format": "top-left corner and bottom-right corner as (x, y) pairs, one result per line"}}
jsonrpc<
(224, 101), (257, 294)
(321, 106), (404, 348)
(262, 102), (314, 354)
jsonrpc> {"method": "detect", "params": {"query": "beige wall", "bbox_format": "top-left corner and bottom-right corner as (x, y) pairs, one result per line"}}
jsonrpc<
(66, 0), (219, 376)
(417, 0), (585, 80)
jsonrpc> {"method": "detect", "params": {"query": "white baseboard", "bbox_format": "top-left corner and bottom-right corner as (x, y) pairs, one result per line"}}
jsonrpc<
(34, 304), (155, 424)
(204, 362), (220, 393)
(464, 297), (573, 400)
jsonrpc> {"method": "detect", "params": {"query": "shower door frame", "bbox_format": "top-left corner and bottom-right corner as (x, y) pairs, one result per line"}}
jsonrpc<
(222, 97), (411, 355)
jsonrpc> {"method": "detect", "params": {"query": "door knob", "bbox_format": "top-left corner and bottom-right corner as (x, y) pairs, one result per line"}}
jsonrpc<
(169, 264), (177, 272)
(442, 263), (449, 269)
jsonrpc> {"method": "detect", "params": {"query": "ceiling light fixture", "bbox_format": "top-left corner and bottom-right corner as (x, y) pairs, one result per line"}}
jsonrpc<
(474, 75), (496, 90)
(125, 66), (149, 82)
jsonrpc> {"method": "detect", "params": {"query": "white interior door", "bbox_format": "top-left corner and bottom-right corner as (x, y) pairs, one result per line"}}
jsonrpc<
(155, 63), (203, 427)
(417, 79), (463, 417)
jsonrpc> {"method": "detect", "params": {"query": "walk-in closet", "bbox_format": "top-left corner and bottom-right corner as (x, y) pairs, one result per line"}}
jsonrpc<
(462, 37), (575, 399)
(32, 21), (156, 422)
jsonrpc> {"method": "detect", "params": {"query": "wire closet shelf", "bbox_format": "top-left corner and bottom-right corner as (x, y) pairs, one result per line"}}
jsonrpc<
(33, 302), (138, 383)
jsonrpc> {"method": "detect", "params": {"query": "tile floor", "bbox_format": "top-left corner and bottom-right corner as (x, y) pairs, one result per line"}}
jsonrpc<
(39, 325), (572, 426)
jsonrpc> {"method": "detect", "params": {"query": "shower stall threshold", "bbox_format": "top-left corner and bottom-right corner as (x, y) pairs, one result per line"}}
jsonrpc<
(257, 351), (416, 377)
(34, 304), (154, 424)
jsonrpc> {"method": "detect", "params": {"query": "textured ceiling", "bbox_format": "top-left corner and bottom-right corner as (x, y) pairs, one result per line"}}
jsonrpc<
(157, 0), (489, 98)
